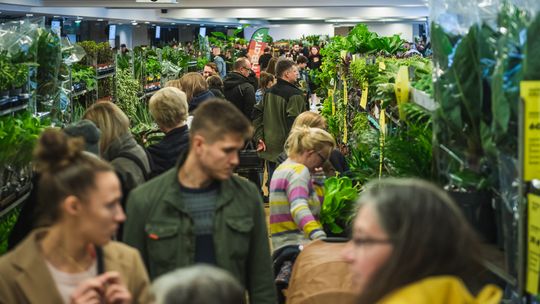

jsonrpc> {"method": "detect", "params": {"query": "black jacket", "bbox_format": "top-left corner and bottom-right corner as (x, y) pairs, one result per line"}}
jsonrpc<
(147, 125), (190, 176)
(223, 72), (256, 119)
(189, 90), (215, 113)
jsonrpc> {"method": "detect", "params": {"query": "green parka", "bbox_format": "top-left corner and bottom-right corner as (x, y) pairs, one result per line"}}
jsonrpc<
(253, 78), (306, 162)
(123, 156), (276, 304)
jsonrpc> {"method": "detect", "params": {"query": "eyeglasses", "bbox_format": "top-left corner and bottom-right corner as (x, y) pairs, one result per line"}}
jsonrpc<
(352, 237), (392, 247)
(315, 151), (328, 164)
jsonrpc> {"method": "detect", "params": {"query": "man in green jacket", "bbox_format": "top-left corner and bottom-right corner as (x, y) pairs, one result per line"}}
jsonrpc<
(123, 99), (276, 304)
(253, 58), (306, 183)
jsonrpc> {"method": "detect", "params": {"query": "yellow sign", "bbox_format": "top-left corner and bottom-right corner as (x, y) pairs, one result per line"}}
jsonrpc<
(395, 65), (410, 120)
(521, 81), (540, 181)
(379, 109), (386, 178)
(343, 78), (348, 143)
(343, 78), (348, 105)
(527, 193), (540, 295)
(360, 82), (369, 109)
(379, 109), (387, 135)
(379, 61), (386, 71)
(328, 89), (335, 115)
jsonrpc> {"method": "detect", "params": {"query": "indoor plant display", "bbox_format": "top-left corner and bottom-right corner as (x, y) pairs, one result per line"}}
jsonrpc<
(0, 51), (15, 98)
(320, 176), (359, 237)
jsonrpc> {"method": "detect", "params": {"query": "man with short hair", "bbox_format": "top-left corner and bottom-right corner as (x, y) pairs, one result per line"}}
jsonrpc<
(212, 47), (227, 78)
(223, 57), (257, 119)
(253, 59), (306, 182)
(124, 99), (276, 304)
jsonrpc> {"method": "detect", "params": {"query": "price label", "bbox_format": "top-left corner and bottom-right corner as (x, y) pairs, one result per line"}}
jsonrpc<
(360, 82), (368, 109)
(521, 81), (540, 181)
(527, 193), (540, 295)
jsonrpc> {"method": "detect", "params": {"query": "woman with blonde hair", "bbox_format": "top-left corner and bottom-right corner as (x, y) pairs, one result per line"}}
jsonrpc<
(147, 87), (190, 175)
(269, 126), (336, 251)
(277, 111), (348, 175)
(178, 72), (215, 112)
(0, 129), (151, 303)
(83, 102), (151, 194)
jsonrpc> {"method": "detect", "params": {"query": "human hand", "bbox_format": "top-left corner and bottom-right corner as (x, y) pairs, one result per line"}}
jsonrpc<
(256, 139), (266, 152)
(102, 272), (132, 304)
(70, 276), (105, 304)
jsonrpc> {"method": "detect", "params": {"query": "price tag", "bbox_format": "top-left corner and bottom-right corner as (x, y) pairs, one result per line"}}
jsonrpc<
(395, 65), (410, 119)
(379, 61), (386, 71)
(527, 193), (540, 295)
(360, 82), (369, 109)
(379, 109), (387, 135)
(521, 81), (540, 181)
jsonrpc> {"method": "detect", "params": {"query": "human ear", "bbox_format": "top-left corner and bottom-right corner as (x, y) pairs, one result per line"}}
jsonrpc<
(62, 195), (83, 216)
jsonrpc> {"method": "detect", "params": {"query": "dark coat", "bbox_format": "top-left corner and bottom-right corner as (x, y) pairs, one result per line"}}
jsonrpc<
(223, 72), (256, 119)
(189, 90), (215, 113)
(146, 125), (190, 176)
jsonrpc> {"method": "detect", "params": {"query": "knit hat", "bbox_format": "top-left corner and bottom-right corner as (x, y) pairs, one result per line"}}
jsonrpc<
(63, 119), (101, 155)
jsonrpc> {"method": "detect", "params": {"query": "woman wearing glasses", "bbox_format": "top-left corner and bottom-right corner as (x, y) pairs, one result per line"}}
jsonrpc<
(341, 178), (502, 304)
(0, 129), (150, 303)
(269, 126), (336, 251)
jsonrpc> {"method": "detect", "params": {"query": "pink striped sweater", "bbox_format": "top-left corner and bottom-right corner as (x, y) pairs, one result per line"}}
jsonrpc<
(269, 159), (326, 250)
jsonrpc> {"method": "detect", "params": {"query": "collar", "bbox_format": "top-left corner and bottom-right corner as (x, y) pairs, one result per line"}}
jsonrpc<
(162, 152), (234, 213)
(277, 77), (298, 88)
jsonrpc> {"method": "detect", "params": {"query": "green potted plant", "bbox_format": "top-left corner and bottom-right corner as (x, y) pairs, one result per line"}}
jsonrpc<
(11, 64), (29, 95)
(0, 52), (15, 99)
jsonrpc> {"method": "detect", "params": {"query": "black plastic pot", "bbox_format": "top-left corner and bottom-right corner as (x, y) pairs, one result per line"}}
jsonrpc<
(0, 90), (8, 99)
(447, 190), (497, 244)
(10, 87), (22, 96)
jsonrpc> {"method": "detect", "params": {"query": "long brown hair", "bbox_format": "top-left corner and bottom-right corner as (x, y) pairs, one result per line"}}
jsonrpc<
(83, 102), (130, 157)
(355, 178), (484, 304)
(265, 57), (278, 75)
(178, 72), (208, 103)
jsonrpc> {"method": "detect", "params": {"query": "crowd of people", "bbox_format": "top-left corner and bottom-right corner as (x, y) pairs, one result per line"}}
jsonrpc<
(0, 38), (496, 304)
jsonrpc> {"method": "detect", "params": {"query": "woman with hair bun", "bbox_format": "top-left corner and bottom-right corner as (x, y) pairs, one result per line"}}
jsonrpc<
(269, 126), (336, 251)
(0, 129), (151, 303)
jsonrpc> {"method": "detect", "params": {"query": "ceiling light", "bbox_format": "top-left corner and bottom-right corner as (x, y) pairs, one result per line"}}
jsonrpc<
(53, 15), (60, 18)
(75, 20), (82, 24)
(187, 24), (191, 25)
(26, 13), (33, 17)
(171, 22), (176, 25)
(145, 21), (150, 24)
(132, 22), (138, 25)
(97, 18), (103, 21)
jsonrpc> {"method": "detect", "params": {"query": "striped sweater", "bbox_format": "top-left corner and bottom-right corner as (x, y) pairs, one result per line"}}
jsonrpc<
(269, 159), (326, 250)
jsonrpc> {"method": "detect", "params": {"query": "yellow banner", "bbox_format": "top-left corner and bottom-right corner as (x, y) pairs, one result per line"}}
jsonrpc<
(360, 82), (368, 109)
(395, 65), (410, 120)
(343, 78), (348, 143)
(379, 109), (387, 135)
(343, 77), (348, 105)
(521, 81), (540, 181)
(527, 193), (540, 295)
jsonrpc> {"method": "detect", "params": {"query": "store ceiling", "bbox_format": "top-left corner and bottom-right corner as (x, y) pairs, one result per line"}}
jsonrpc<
(0, 0), (429, 25)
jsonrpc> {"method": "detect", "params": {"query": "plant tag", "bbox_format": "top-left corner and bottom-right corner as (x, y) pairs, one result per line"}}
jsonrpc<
(521, 81), (540, 181)
(360, 82), (369, 109)
(526, 193), (540, 295)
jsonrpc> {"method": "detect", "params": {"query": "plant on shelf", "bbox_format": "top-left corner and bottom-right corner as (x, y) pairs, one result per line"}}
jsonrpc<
(77, 41), (98, 66)
(0, 51), (15, 94)
(36, 28), (62, 110)
(12, 64), (30, 90)
(115, 68), (139, 119)
(97, 42), (113, 65)
(71, 64), (96, 91)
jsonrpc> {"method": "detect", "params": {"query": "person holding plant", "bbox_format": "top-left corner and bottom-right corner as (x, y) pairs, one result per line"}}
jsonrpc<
(341, 178), (502, 304)
(269, 126), (336, 251)
(0, 129), (151, 303)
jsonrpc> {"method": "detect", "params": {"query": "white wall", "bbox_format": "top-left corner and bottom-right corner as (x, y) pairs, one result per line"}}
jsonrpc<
(364, 23), (414, 42)
(117, 25), (132, 48)
(244, 24), (334, 41)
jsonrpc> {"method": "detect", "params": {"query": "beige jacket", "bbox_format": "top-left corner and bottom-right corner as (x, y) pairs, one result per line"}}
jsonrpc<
(0, 229), (151, 304)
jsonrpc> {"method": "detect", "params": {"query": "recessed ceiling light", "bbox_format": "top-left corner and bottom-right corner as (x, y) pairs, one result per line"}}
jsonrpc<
(53, 15), (60, 18)
(97, 18), (103, 21)
(187, 24), (191, 26)
(26, 13), (33, 17)
(171, 22), (176, 25)
(132, 22), (138, 25)
(75, 20), (82, 24)
(145, 21), (150, 24)
(224, 25), (228, 28)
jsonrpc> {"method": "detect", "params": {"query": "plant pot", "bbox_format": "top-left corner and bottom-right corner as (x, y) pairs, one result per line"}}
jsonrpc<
(447, 190), (497, 244)
(0, 90), (9, 99)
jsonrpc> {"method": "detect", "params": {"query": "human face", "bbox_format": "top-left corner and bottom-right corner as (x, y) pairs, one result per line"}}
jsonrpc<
(284, 66), (299, 84)
(341, 203), (393, 293)
(197, 133), (245, 180)
(311, 47), (319, 56)
(240, 60), (252, 77)
(77, 171), (125, 246)
(302, 148), (330, 173)
(203, 66), (214, 78)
